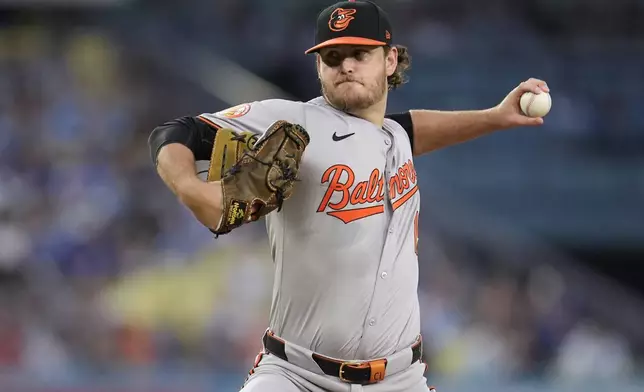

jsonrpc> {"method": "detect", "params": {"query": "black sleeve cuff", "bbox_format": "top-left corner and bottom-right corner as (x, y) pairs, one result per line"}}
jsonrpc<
(148, 116), (219, 166)
(386, 111), (414, 152)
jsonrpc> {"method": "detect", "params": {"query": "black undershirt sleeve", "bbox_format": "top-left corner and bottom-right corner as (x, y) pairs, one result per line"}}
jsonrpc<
(148, 116), (219, 166)
(385, 111), (414, 152)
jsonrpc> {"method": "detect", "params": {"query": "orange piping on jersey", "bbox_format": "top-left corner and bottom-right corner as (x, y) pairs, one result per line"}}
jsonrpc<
(327, 205), (384, 224)
(196, 115), (222, 129)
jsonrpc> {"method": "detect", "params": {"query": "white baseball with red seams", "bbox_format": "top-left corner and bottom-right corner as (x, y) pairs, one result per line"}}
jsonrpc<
(520, 91), (552, 117)
(197, 97), (430, 392)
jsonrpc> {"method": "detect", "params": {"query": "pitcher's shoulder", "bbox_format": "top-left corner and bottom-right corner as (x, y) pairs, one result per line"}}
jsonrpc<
(263, 97), (346, 122)
(261, 97), (330, 112)
(260, 98), (305, 110)
(255, 98), (310, 123)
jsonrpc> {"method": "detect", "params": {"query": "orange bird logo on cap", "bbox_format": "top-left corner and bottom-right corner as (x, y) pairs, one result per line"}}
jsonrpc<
(329, 8), (356, 32)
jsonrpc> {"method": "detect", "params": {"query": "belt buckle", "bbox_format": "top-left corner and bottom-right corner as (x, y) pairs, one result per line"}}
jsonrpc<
(338, 360), (361, 383)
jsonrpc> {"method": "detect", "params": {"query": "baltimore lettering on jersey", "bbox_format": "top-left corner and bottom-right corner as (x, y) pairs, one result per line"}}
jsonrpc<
(317, 160), (418, 223)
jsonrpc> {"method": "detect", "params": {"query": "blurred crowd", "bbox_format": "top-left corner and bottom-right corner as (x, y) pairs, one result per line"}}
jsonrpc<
(418, 233), (637, 382)
(0, 0), (643, 389)
(0, 20), (222, 382)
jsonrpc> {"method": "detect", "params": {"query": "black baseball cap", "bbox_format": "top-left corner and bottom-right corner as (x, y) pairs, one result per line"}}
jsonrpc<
(305, 0), (393, 54)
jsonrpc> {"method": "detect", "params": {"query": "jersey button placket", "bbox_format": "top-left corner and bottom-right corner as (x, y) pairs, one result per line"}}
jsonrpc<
(363, 130), (393, 340)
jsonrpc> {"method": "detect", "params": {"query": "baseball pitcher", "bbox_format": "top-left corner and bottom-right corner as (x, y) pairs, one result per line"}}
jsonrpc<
(148, 1), (550, 391)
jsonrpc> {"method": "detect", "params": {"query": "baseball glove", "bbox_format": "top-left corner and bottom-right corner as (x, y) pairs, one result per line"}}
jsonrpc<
(206, 120), (310, 236)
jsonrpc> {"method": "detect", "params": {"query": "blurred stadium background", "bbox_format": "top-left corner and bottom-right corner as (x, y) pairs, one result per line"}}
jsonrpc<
(1, 0), (643, 391)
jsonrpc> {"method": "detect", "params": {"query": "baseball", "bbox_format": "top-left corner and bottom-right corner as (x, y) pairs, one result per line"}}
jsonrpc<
(520, 91), (552, 118)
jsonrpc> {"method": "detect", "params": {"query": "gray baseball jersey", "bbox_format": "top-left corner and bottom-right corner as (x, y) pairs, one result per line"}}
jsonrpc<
(198, 96), (421, 362)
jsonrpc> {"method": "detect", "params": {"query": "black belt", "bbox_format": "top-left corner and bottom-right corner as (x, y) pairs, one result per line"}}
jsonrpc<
(262, 331), (423, 385)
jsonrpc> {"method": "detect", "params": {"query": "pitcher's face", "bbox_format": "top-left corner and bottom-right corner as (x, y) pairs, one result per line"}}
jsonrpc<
(317, 45), (396, 112)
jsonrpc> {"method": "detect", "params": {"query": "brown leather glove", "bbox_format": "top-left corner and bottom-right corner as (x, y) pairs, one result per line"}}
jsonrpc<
(206, 120), (310, 235)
